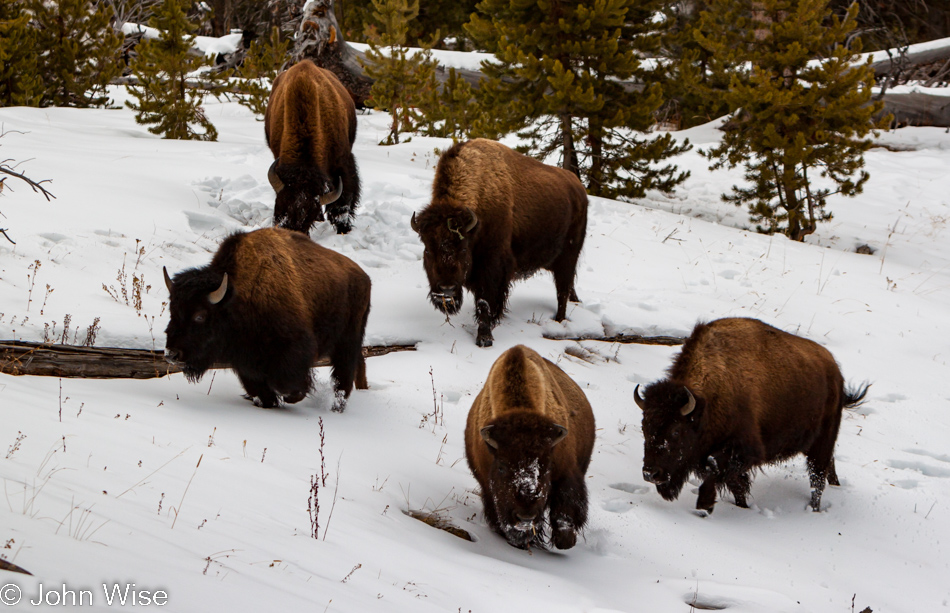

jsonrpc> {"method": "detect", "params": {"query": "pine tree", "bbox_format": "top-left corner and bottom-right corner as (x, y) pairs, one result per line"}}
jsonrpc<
(416, 67), (476, 141)
(359, 0), (437, 145)
(126, 0), (224, 140)
(697, 0), (885, 241)
(0, 0), (43, 107)
(31, 0), (123, 108)
(660, 0), (730, 129)
(235, 26), (290, 118)
(337, 0), (478, 48)
(465, 0), (690, 199)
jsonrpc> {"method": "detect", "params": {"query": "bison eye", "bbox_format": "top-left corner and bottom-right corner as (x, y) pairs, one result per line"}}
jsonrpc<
(193, 312), (207, 324)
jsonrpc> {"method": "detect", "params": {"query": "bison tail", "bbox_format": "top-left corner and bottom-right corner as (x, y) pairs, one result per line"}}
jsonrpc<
(842, 381), (871, 409)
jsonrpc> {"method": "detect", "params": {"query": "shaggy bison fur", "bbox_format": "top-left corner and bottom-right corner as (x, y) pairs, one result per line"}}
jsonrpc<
(636, 317), (869, 514)
(411, 139), (588, 347)
(265, 60), (360, 234)
(465, 345), (595, 549)
(163, 227), (370, 411)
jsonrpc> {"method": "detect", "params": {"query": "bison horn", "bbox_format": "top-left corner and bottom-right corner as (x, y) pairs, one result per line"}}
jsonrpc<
(551, 424), (568, 447)
(163, 266), (173, 292)
(267, 160), (284, 193)
(680, 387), (697, 416)
(410, 212), (420, 233)
(464, 208), (478, 232)
(480, 425), (499, 450)
(633, 384), (647, 410)
(320, 177), (343, 206)
(207, 273), (228, 305)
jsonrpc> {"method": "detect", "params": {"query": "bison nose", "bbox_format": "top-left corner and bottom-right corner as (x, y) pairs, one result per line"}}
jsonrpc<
(439, 284), (456, 293)
(164, 348), (182, 363)
(643, 468), (659, 483)
(516, 512), (537, 523)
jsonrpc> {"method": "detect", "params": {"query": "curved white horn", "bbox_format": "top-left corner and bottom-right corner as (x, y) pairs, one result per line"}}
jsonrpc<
(633, 384), (647, 410)
(207, 273), (228, 305)
(480, 425), (498, 450)
(319, 177), (343, 206)
(163, 266), (173, 292)
(267, 160), (284, 193)
(464, 208), (478, 232)
(680, 388), (697, 416)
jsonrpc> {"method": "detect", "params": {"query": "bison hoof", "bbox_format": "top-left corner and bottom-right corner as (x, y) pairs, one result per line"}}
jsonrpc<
(331, 390), (348, 413)
(552, 527), (577, 550)
(282, 390), (307, 404)
(693, 508), (712, 518)
(476, 336), (493, 348)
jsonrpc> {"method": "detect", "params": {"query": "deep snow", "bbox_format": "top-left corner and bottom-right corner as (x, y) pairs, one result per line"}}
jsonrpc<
(0, 89), (948, 612)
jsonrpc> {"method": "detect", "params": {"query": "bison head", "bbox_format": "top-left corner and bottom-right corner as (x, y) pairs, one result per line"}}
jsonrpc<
(269, 159), (343, 233)
(163, 266), (231, 383)
(480, 412), (568, 548)
(410, 205), (478, 315)
(635, 380), (705, 502)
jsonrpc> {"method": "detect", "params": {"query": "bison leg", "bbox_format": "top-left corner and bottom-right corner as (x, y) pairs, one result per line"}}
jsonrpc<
(326, 153), (361, 234)
(827, 458), (840, 486)
(806, 424), (840, 511)
(471, 274), (510, 347)
(550, 261), (579, 322)
(237, 371), (280, 409)
(328, 338), (363, 412)
(696, 478), (719, 515)
(475, 299), (494, 347)
(548, 473), (588, 550)
(725, 472), (752, 509)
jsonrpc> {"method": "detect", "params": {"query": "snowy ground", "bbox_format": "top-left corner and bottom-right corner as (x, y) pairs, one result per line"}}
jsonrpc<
(1, 91), (948, 612)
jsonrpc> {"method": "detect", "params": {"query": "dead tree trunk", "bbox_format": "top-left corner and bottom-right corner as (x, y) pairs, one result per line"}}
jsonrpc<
(0, 341), (416, 380)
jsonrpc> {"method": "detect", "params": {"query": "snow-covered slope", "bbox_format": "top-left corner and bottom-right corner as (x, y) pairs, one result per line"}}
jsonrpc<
(0, 91), (948, 612)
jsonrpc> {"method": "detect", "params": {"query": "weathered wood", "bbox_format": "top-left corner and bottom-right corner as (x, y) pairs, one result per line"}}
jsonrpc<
(879, 91), (950, 127)
(870, 38), (950, 80)
(542, 333), (686, 346)
(0, 341), (417, 380)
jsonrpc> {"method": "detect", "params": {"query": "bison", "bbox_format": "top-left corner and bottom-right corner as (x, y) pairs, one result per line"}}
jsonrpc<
(163, 227), (370, 411)
(635, 317), (869, 514)
(465, 345), (595, 549)
(411, 139), (588, 347)
(265, 60), (361, 235)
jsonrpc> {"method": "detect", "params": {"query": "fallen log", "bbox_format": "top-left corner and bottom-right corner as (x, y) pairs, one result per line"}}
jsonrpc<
(543, 333), (686, 346)
(0, 341), (417, 380)
(879, 91), (950, 127)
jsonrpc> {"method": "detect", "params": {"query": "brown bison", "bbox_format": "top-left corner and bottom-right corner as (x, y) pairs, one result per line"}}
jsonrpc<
(635, 317), (869, 514)
(465, 345), (596, 549)
(163, 227), (370, 411)
(411, 139), (588, 347)
(265, 60), (360, 235)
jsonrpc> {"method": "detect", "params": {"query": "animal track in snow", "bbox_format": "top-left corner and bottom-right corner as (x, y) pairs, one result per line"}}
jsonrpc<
(886, 459), (950, 478)
(193, 175), (273, 228)
(602, 498), (636, 513)
(904, 448), (950, 463)
(609, 483), (651, 495)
